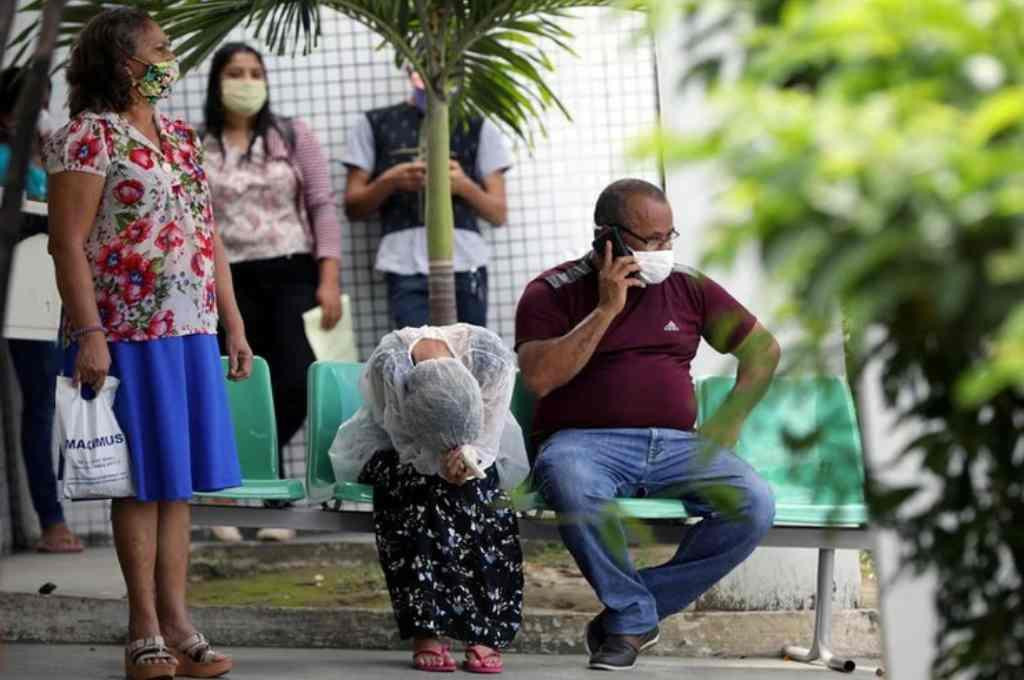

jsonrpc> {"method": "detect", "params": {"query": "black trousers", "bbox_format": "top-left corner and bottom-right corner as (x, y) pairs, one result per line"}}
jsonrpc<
(219, 254), (318, 475)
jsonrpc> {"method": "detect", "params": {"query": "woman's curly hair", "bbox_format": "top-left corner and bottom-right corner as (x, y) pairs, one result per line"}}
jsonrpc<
(67, 8), (152, 116)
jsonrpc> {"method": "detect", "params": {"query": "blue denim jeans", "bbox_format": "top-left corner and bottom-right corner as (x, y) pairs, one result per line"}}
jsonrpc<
(8, 339), (65, 529)
(385, 268), (488, 329)
(533, 428), (775, 634)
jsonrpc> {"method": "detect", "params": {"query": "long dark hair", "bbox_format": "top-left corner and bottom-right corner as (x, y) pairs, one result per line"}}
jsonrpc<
(203, 42), (290, 162)
(67, 8), (152, 116)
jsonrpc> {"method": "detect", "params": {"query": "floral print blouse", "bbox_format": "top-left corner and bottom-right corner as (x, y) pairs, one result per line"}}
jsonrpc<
(44, 111), (219, 343)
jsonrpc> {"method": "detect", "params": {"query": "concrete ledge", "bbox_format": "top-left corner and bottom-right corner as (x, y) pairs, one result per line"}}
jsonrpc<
(0, 592), (881, 658)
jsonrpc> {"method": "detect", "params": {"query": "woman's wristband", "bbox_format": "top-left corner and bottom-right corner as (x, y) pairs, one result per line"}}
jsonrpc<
(70, 325), (104, 341)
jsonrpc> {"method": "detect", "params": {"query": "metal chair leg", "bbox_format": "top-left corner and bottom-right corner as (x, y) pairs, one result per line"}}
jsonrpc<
(782, 548), (857, 673)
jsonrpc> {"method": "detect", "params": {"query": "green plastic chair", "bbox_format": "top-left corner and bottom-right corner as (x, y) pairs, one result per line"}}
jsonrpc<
(193, 356), (305, 502)
(305, 361), (370, 504)
(697, 375), (868, 527)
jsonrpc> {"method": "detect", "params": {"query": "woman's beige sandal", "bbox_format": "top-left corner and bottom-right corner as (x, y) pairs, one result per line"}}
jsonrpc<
(124, 636), (177, 680)
(169, 633), (233, 678)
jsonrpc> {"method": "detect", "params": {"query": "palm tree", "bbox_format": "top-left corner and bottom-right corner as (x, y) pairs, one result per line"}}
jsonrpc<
(14, 0), (612, 323)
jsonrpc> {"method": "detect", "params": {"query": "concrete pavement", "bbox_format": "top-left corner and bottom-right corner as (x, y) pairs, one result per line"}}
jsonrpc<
(1, 644), (886, 679)
(0, 543), (882, 660)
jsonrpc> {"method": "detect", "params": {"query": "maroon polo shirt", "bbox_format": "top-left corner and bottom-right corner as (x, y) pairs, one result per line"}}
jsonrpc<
(514, 255), (758, 445)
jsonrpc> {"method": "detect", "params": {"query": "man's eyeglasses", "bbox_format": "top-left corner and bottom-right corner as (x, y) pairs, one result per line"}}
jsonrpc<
(614, 224), (680, 250)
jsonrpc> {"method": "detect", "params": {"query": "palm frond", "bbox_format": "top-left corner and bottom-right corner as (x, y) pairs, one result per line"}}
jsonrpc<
(9, 0), (634, 147)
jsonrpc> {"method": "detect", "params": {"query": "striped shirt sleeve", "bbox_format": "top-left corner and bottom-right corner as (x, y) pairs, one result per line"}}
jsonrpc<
(291, 118), (342, 261)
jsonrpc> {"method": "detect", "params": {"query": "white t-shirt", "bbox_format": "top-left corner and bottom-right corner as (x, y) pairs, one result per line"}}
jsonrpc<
(342, 114), (512, 275)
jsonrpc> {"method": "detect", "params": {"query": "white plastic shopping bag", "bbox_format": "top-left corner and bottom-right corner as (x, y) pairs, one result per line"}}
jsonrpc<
(302, 293), (359, 362)
(54, 376), (135, 500)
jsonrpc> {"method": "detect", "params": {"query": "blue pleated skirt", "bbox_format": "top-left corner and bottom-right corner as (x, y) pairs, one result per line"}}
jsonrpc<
(62, 333), (242, 501)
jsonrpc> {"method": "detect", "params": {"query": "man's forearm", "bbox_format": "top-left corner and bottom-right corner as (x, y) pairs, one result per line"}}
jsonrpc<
(518, 308), (616, 397)
(457, 179), (506, 225)
(344, 177), (395, 220)
(704, 340), (780, 435)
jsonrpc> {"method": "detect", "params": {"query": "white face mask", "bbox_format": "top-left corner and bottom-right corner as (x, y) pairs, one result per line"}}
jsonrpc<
(221, 79), (268, 116)
(632, 249), (675, 285)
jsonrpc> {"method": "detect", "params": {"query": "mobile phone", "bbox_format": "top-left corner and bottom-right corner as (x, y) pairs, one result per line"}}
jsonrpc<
(592, 225), (638, 276)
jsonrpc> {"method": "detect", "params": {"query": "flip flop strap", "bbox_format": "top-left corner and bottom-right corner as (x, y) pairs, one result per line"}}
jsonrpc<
(179, 633), (217, 663)
(127, 636), (172, 664)
(466, 647), (501, 665)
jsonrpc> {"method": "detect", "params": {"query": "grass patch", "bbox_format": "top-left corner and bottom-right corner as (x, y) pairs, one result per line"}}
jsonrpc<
(188, 562), (390, 609)
(187, 541), (677, 611)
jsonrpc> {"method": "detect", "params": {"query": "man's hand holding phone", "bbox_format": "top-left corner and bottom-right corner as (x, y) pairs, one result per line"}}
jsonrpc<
(596, 239), (644, 317)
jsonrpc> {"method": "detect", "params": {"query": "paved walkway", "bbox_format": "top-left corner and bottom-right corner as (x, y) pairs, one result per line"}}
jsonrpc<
(0, 545), (125, 598)
(2, 644), (884, 679)
(0, 536), (374, 599)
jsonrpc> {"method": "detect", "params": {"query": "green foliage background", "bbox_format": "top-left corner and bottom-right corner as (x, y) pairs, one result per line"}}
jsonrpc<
(647, 1), (1024, 676)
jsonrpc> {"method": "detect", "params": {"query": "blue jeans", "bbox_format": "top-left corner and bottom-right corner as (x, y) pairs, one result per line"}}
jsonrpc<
(533, 428), (775, 634)
(8, 339), (64, 529)
(386, 268), (488, 329)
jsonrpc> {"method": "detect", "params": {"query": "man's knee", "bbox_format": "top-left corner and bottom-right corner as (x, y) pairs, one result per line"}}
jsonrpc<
(534, 445), (614, 514)
(742, 474), (776, 537)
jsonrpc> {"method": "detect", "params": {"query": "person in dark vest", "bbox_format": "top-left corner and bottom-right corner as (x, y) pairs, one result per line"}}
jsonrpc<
(342, 68), (511, 328)
(515, 179), (780, 671)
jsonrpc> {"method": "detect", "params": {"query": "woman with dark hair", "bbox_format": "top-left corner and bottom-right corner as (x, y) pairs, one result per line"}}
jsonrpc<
(202, 43), (342, 542)
(0, 67), (84, 555)
(43, 8), (249, 678)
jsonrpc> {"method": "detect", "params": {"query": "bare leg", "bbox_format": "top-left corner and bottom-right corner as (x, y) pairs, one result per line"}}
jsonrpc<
(113, 499), (160, 638)
(112, 499), (171, 669)
(156, 501), (227, 662)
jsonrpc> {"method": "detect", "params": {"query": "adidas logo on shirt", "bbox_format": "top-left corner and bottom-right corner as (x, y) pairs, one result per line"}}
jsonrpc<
(664, 321), (680, 332)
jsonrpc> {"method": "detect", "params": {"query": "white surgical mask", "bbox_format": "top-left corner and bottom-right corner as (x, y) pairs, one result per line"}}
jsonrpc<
(221, 79), (268, 116)
(632, 249), (675, 285)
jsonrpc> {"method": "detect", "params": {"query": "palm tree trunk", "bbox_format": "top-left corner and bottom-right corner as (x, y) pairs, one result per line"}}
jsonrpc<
(424, 85), (457, 326)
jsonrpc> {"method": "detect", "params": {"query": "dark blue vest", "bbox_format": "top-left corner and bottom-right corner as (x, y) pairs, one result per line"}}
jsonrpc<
(366, 102), (484, 235)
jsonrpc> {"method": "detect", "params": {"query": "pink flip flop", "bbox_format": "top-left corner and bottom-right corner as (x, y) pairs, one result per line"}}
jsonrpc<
(463, 647), (503, 674)
(413, 644), (456, 673)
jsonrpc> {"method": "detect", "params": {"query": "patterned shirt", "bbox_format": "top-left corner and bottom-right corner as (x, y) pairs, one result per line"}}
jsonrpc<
(44, 111), (219, 343)
(204, 119), (341, 264)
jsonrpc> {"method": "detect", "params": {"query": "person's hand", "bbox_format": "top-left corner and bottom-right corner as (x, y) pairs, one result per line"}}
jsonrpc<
(596, 240), (644, 317)
(697, 418), (742, 452)
(439, 448), (472, 486)
(316, 280), (343, 330)
(449, 159), (472, 196)
(224, 331), (253, 381)
(73, 331), (111, 392)
(382, 161), (426, 193)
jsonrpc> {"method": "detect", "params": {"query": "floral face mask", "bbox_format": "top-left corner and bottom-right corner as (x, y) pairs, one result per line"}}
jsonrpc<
(131, 55), (180, 104)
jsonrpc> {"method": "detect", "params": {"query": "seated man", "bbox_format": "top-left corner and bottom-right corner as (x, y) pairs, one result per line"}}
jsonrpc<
(515, 179), (780, 671)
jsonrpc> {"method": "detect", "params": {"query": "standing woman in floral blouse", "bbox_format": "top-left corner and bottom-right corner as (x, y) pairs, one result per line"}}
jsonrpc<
(45, 8), (249, 679)
(201, 44), (342, 543)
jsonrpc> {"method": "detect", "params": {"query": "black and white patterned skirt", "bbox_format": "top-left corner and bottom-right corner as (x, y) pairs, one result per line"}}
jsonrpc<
(359, 450), (524, 647)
